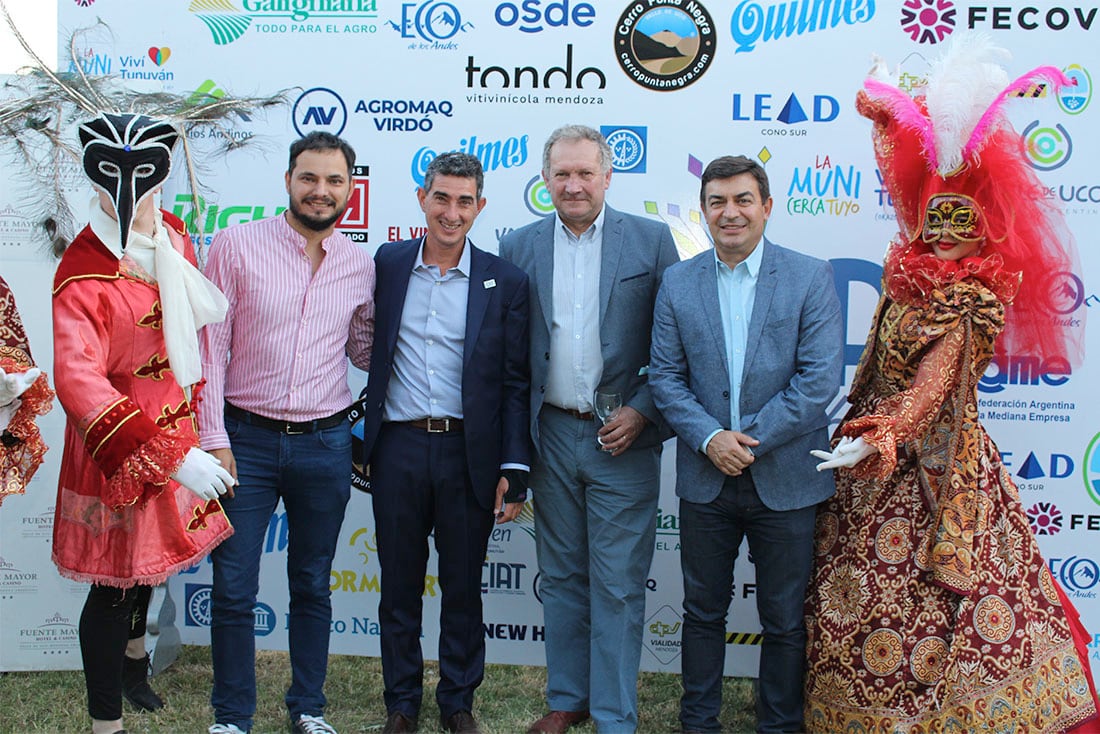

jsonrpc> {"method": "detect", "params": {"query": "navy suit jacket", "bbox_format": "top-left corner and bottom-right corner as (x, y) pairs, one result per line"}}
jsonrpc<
(499, 205), (679, 452)
(649, 240), (844, 510)
(360, 238), (531, 510)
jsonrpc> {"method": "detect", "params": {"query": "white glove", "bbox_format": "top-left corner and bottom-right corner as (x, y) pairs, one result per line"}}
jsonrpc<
(0, 366), (41, 406)
(0, 398), (20, 432)
(810, 435), (878, 471)
(172, 447), (236, 501)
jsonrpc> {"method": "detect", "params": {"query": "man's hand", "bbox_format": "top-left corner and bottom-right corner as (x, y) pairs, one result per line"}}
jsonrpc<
(810, 435), (877, 471)
(208, 447), (238, 498)
(705, 430), (759, 477)
(493, 475), (524, 524)
(596, 406), (648, 457)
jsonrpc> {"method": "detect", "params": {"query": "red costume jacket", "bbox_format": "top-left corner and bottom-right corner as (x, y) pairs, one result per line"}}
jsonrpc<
(51, 212), (232, 587)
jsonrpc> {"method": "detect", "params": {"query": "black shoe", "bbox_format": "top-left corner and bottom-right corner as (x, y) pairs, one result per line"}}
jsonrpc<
(442, 711), (480, 734)
(382, 711), (418, 733)
(121, 653), (164, 711)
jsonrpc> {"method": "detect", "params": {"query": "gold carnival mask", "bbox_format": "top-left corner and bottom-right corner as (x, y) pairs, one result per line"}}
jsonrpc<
(921, 193), (986, 244)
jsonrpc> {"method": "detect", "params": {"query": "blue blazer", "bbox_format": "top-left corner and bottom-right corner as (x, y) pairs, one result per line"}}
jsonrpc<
(360, 238), (531, 510)
(649, 240), (844, 510)
(499, 205), (680, 452)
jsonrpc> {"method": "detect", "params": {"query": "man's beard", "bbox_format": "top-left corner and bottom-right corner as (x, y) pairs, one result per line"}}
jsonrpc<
(289, 196), (345, 232)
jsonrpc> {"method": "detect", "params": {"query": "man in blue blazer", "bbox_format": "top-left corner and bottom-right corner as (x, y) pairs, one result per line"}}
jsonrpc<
(649, 156), (843, 733)
(500, 125), (679, 734)
(360, 153), (531, 734)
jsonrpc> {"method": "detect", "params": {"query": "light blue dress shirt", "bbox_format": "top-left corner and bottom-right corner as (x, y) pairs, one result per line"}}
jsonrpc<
(701, 241), (764, 452)
(383, 238), (469, 422)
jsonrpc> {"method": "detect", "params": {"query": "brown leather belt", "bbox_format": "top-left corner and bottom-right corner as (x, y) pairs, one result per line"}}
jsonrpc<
(404, 417), (464, 433)
(548, 404), (595, 421)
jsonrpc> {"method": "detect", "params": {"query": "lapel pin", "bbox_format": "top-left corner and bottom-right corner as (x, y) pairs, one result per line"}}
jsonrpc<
(484, 279), (496, 289)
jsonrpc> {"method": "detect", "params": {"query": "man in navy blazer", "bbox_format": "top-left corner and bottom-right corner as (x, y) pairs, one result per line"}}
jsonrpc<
(649, 156), (843, 733)
(500, 125), (679, 734)
(360, 153), (531, 734)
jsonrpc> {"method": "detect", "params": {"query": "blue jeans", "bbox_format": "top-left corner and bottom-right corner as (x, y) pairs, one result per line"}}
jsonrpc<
(679, 472), (816, 734)
(210, 415), (351, 731)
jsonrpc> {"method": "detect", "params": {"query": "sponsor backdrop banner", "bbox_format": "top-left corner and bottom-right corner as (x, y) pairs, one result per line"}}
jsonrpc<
(1, 0), (1098, 683)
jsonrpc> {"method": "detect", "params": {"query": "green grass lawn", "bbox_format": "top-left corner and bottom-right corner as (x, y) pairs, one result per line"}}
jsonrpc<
(2, 646), (758, 732)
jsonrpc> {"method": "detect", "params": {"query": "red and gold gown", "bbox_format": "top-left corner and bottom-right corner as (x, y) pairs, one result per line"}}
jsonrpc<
(1, 275), (53, 504)
(804, 243), (1099, 732)
(51, 212), (232, 587)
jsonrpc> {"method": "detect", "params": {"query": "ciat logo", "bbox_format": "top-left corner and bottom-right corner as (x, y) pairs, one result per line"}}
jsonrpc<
(900, 0), (957, 43)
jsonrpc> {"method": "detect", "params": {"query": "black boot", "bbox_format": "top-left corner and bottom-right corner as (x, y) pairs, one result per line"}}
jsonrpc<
(121, 653), (164, 711)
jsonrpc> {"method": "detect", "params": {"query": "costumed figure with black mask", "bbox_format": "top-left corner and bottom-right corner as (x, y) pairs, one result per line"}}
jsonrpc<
(0, 275), (54, 506)
(51, 112), (236, 734)
(804, 33), (1100, 733)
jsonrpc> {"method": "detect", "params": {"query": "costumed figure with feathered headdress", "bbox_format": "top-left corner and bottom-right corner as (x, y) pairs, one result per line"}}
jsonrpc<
(0, 5), (286, 731)
(804, 32), (1100, 733)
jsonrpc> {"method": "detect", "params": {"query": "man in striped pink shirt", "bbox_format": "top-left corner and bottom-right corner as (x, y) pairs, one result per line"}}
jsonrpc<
(197, 131), (375, 734)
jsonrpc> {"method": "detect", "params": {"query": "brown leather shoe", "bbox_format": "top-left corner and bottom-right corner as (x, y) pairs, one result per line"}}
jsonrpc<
(526, 710), (591, 734)
(442, 710), (481, 733)
(382, 710), (418, 733)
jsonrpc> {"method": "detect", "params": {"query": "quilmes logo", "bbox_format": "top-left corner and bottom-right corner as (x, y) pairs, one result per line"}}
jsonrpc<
(601, 125), (647, 173)
(1059, 64), (1092, 115)
(336, 165), (370, 243)
(900, 0), (956, 44)
(388, 1), (472, 45)
(1027, 501), (1063, 535)
(293, 88), (348, 137)
(524, 175), (554, 216)
(494, 0), (596, 32)
(189, 0), (380, 45)
(614, 0), (716, 92)
(410, 134), (528, 186)
(1023, 121), (1072, 171)
(730, 0), (875, 53)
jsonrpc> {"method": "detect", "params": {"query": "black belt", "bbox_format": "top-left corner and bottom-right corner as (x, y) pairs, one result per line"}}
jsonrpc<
(401, 417), (464, 433)
(547, 404), (595, 421)
(225, 403), (348, 435)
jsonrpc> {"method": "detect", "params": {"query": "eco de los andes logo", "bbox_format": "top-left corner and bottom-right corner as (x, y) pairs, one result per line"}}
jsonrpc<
(730, 0), (874, 54)
(1049, 555), (1100, 599)
(185, 583), (277, 635)
(189, 0), (380, 46)
(387, 0), (472, 49)
(601, 125), (647, 174)
(900, 0), (956, 44)
(614, 0), (716, 92)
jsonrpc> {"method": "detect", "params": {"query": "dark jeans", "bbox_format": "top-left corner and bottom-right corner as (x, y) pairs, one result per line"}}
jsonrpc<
(679, 472), (816, 733)
(209, 415), (351, 731)
(80, 584), (152, 720)
(371, 422), (494, 719)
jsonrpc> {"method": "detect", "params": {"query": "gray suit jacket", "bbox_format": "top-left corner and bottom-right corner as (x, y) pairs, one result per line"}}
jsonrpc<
(649, 240), (844, 509)
(499, 205), (679, 452)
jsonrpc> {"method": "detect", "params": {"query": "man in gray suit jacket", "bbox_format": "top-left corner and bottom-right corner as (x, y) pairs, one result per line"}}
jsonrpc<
(500, 124), (679, 734)
(649, 156), (843, 733)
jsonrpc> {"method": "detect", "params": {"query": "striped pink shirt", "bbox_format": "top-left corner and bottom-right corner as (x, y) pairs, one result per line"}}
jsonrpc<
(197, 214), (375, 450)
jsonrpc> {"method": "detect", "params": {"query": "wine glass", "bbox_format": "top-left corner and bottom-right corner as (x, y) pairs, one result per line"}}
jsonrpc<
(593, 390), (622, 449)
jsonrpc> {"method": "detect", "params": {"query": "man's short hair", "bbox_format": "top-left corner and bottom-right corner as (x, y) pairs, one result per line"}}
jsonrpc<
(542, 124), (612, 174)
(700, 155), (770, 206)
(422, 151), (485, 199)
(288, 132), (356, 176)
